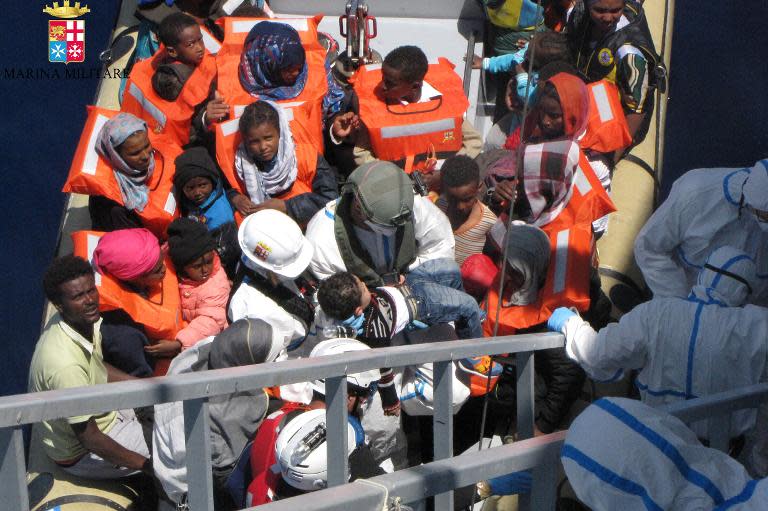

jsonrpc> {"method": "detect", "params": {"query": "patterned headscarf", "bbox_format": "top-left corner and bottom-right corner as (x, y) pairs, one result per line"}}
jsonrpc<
(95, 113), (156, 212)
(239, 21), (307, 100)
(521, 139), (579, 227)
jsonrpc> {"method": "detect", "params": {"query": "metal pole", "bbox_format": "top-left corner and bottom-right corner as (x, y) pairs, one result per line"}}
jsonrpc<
(530, 454), (558, 511)
(184, 398), (214, 510)
(326, 376), (349, 487)
(433, 360), (455, 510)
(0, 427), (29, 511)
(516, 351), (535, 511)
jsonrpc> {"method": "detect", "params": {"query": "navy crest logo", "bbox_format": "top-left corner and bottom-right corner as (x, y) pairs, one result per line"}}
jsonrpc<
(598, 48), (614, 67)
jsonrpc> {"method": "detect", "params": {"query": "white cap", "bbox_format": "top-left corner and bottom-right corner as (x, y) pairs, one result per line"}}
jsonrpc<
(743, 159), (768, 211)
(275, 409), (358, 491)
(309, 338), (379, 394)
(238, 209), (314, 278)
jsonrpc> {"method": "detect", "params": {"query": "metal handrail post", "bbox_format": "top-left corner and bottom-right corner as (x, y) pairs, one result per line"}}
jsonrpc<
(0, 427), (29, 511)
(530, 453), (559, 510)
(432, 360), (454, 510)
(326, 375), (349, 487)
(516, 350), (535, 511)
(184, 397), (214, 510)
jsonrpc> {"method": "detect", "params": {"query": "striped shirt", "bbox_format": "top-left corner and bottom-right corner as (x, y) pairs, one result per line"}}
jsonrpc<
(437, 198), (498, 265)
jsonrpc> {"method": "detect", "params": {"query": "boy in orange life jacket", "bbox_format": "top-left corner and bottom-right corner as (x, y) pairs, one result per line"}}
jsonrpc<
(153, 13), (229, 127)
(329, 45), (483, 182)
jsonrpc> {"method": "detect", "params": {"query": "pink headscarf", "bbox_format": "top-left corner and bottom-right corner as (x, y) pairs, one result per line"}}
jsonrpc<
(92, 228), (161, 281)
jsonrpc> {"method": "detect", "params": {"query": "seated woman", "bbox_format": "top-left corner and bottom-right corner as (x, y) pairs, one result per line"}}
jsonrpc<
(566, 0), (659, 144)
(84, 111), (181, 238)
(226, 100), (338, 225)
(85, 228), (185, 377)
(482, 223), (611, 435)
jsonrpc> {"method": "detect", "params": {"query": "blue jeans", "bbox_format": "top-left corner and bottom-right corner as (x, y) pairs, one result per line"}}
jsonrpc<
(406, 258), (485, 339)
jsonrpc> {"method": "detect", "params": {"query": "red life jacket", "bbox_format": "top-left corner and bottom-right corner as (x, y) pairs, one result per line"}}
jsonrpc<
(121, 51), (217, 146)
(214, 15), (327, 152)
(245, 403), (309, 507)
(351, 58), (469, 172)
(580, 80), (632, 153)
(62, 105), (182, 240)
(214, 111), (318, 200)
(482, 224), (594, 336)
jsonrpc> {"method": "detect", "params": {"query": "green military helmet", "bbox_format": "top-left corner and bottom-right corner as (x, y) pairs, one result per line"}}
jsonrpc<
(343, 161), (415, 226)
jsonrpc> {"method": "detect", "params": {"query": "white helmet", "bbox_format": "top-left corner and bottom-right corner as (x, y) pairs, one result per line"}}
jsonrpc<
(309, 338), (380, 395)
(275, 409), (359, 491)
(238, 209), (314, 278)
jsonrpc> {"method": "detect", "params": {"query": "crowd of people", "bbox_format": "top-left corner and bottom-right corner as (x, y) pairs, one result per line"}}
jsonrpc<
(30, 0), (768, 509)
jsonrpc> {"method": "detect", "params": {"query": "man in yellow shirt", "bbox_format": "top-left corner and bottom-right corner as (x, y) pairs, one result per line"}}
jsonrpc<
(28, 255), (150, 479)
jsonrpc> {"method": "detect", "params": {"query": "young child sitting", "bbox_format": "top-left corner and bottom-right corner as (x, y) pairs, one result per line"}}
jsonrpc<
(436, 155), (497, 266)
(153, 12), (205, 95)
(167, 218), (231, 350)
(173, 147), (240, 278)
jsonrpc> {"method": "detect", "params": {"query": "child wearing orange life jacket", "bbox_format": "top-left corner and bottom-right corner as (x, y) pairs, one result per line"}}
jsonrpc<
(167, 218), (230, 350)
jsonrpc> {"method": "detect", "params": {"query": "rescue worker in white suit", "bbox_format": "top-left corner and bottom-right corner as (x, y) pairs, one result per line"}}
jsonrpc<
(547, 246), (768, 441)
(563, 397), (768, 511)
(634, 158), (768, 303)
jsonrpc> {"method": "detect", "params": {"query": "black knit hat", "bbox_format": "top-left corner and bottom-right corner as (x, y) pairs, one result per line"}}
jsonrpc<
(167, 217), (217, 269)
(173, 147), (221, 192)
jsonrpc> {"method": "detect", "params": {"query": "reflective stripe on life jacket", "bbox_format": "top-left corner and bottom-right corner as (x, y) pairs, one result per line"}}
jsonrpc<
(62, 106), (182, 239)
(482, 223), (594, 336)
(580, 80), (632, 153)
(538, 150), (617, 234)
(200, 24), (222, 55)
(121, 51), (217, 146)
(215, 15), (327, 151)
(351, 58), (469, 171)
(246, 403), (309, 507)
(71, 230), (186, 342)
(214, 113), (318, 200)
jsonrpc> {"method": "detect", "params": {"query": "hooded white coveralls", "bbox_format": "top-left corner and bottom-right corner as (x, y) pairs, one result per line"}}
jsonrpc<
(558, 247), (768, 439)
(634, 159), (768, 303)
(304, 195), (455, 281)
(563, 397), (768, 511)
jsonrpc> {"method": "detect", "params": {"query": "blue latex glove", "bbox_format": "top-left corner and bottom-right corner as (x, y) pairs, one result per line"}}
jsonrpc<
(488, 471), (532, 495)
(547, 307), (576, 333)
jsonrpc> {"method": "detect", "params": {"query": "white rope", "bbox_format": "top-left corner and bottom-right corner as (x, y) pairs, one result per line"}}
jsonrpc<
(356, 478), (391, 510)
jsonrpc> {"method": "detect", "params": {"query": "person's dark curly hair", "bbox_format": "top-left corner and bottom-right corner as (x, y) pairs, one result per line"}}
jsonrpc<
(158, 12), (198, 47)
(383, 45), (428, 83)
(318, 272), (362, 320)
(239, 100), (280, 136)
(43, 255), (94, 304)
(441, 155), (480, 189)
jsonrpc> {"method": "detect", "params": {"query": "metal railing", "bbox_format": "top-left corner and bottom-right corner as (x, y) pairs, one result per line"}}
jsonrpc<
(1, 332), (565, 511)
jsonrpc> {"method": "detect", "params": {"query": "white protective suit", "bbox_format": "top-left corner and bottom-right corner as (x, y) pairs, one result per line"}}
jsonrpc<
(634, 159), (768, 303)
(563, 397), (768, 511)
(559, 246), (768, 439)
(305, 196), (455, 281)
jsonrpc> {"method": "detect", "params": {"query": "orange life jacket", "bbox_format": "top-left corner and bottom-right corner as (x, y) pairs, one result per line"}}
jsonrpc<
(580, 80), (632, 154)
(214, 112), (318, 200)
(482, 223), (594, 336)
(214, 15), (327, 152)
(200, 24), (222, 55)
(351, 58), (469, 172)
(62, 106), (182, 240)
(71, 230), (186, 342)
(121, 51), (217, 146)
(539, 150), (617, 234)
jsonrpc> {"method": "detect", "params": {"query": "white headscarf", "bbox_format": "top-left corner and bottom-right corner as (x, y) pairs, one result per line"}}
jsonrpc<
(235, 100), (298, 204)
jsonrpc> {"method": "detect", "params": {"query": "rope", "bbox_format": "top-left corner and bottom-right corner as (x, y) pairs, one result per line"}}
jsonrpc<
(472, 2), (543, 508)
(356, 478), (390, 510)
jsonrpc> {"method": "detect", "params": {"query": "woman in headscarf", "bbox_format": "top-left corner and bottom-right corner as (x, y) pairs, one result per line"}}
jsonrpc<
(238, 21), (344, 118)
(229, 100), (338, 225)
(87, 112), (181, 238)
(480, 223), (611, 435)
(92, 228), (182, 377)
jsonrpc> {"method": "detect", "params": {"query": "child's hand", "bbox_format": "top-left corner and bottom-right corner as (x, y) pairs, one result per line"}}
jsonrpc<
(253, 198), (287, 214)
(492, 179), (518, 204)
(470, 54), (483, 69)
(230, 193), (260, 216)
(205, 91), (229, 126)
(145, 339), (182, 358)
(331, 112), (360, 140)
